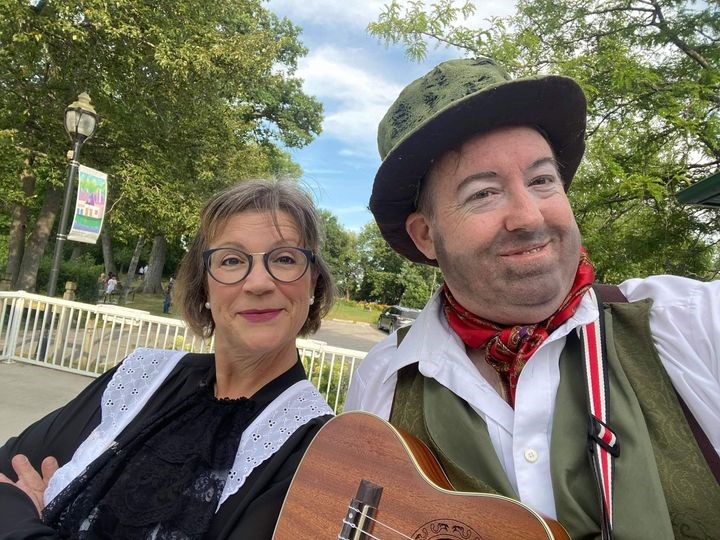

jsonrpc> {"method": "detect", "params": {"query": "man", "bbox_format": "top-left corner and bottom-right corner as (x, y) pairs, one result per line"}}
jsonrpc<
(345, 58), (720, 539)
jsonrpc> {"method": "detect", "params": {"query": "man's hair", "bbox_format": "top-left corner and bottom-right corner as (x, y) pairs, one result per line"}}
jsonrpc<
(175, 179), (335, 338)
(415, 172), (437, 219)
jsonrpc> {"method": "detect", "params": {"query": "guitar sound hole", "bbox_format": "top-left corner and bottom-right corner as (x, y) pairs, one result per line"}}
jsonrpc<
(412, 519), (482, 540)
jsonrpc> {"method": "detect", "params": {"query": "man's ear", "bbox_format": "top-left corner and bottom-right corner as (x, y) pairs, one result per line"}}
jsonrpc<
(406, 211), (437, 261)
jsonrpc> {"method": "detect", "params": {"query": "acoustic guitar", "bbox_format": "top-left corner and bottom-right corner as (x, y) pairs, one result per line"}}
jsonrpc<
(274, 411), (569, 540)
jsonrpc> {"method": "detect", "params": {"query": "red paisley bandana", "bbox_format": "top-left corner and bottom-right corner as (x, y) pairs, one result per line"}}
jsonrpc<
(443, 249), (594, 406)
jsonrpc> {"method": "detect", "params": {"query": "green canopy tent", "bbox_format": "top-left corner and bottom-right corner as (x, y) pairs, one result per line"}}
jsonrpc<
(676, 172), (720, 208)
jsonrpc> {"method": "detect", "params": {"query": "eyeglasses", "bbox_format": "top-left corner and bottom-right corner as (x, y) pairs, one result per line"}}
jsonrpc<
(202, 246), (315, 285)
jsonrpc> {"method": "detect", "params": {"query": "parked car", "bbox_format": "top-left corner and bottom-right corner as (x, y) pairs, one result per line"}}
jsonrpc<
(377, 306), (421, 333)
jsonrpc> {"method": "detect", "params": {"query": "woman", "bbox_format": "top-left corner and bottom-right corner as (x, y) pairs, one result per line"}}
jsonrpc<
(0, 179), (335, 538)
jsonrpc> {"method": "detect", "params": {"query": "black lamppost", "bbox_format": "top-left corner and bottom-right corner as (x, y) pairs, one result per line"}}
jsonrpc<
(46, 92), (99, 298)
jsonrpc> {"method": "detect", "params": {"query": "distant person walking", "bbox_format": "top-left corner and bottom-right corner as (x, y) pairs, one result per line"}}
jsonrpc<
(162, 277), (174, 314)
(96, 272), (107, 300)
(103, 273), (118, 304)
(105, 273), (117, 294)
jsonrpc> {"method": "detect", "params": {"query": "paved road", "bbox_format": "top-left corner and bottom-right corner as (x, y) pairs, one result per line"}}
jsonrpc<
(0, 319), (388, 443)
(312, 319), (387, 352)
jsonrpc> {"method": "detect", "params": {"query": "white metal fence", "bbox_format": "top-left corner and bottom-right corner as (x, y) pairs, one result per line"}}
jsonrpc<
(0, 291), (365, 413)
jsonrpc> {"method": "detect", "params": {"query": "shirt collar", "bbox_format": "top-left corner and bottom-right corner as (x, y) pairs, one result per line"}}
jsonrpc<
(380, 287), (601, 386)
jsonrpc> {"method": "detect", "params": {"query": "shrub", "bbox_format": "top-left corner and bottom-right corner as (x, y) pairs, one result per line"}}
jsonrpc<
(37, 255), (104, 303)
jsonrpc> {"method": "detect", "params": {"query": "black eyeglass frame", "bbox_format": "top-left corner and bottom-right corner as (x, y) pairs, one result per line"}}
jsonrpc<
(202, 246), (316, 285)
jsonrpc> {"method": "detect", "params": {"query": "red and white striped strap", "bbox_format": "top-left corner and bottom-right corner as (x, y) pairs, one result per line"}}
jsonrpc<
(580, 289), (620, 540)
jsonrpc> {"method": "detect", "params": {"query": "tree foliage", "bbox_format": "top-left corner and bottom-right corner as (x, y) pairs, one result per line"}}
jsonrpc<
(369, 0), (720, 280)
(354, 221), (438, 306)
(0, 0), (322, 291)
(319, 209), (357, 298)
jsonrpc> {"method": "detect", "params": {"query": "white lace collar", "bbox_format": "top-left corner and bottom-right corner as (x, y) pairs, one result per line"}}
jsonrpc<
(45, 347), (332, 508)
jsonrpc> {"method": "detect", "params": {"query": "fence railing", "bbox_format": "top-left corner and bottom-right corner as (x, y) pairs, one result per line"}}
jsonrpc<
(0, 291), (365, 413)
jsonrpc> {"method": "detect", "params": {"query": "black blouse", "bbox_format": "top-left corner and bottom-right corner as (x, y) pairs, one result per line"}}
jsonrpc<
(0, 353), (332, 539)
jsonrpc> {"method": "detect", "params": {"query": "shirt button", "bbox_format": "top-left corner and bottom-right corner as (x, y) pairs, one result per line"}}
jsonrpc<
(524, 448), (539, 463)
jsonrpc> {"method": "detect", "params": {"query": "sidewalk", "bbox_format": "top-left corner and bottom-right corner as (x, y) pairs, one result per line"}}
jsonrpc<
(0, 361), (93, 444)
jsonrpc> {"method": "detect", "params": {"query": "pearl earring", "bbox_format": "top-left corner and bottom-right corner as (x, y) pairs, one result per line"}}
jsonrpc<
(309, 296), (315, 305)
(204, 301), (211, 309)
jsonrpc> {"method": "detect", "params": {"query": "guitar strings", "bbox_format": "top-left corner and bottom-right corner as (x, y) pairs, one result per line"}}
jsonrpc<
(360, 514), (415, 540)
(340, 510), (415, 540)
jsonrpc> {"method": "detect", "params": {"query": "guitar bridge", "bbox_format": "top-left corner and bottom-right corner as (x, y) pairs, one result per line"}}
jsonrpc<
(338, 479), (383, 540)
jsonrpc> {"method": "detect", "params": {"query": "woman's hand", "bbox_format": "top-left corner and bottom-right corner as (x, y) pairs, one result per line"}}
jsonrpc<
(0, 454), (58, 515)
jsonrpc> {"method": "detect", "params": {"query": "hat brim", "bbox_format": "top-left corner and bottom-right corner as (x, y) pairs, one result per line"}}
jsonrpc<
(370, 75), (586, 265)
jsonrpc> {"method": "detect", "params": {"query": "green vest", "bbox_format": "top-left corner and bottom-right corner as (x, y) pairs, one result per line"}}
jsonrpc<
(390, 300), (720, 539)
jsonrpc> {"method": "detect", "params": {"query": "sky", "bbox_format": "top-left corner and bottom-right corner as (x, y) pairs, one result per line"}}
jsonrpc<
(266, 0), (517, 232)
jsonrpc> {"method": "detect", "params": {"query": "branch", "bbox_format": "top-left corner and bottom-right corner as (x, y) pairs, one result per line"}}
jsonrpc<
(686, 159), (720, 170)
(105, 192), (124, 217)
(587, 92), (651, 137)
(697, 28), (719, 44)
(649, 0), (712, 70)
(418, 30), (475, 52)
(581, 6), (655, 17)
(553, 5), (655, 32)
(544, 20), (656, 51)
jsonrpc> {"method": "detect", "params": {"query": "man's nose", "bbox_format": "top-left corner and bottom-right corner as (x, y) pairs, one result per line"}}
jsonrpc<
(503, 188), (544, 231)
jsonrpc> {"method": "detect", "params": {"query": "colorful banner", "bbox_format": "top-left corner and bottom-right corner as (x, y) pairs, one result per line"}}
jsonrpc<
(67, 164), (107, 244)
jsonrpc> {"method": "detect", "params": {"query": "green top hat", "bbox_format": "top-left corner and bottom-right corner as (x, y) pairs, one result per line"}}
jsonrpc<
(370, 57), (587, 264)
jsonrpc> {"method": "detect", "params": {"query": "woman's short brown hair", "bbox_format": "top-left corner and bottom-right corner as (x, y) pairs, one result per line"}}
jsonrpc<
(175, 179), (335, 338)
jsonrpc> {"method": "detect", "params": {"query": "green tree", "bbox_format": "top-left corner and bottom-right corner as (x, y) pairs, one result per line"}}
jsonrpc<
(355, 221), (437, 305)
(355, 221), (404, 303)
(319, 209), (357, 299)
(368, 0), (720, 280)
(0, 0), (322, 293)
(398, 260), (439, 308)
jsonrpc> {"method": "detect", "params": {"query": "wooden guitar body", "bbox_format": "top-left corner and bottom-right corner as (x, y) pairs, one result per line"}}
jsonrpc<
(274, 411), (569, 540)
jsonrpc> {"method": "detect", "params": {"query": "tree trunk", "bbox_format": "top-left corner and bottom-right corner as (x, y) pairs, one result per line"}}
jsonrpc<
(1, 161), (36, 290)
(101, 228), (116, 275)
(69, 245), (85, 260)
(123, 236), (145, 302)
(142, 234), (167, 294)
(16, 187), (62, 293)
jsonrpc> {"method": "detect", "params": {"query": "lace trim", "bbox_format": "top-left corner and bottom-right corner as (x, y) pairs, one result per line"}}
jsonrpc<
(218, 379), (333, 507)
(44, 350), (333, 512)
(45, 348), (189, 505)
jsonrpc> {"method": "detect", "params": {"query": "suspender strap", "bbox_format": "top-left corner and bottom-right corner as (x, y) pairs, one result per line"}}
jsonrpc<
(580, 289), (619, 540)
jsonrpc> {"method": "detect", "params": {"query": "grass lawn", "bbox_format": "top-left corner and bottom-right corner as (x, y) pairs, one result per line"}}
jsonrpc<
(124, 292), (173, 317)
(327, 299), (383, 324)
(119, 289), (382, 325)
(106, 281), (175, 318)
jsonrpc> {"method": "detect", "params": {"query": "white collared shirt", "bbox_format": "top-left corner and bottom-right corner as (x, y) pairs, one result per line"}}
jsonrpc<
(344, 275), (720, 518)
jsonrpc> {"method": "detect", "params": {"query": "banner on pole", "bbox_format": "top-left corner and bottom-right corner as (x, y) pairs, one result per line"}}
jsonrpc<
(67, 165), (107, 244)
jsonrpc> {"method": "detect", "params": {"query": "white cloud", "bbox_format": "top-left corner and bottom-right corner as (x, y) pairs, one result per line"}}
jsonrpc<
(338, 148), (371, 158)
(464, 0), (517, 26)
(323, 204), (373, 232)
(267, 0), (515, 31)
(270, 1), (519, 158)
(297, 46), (403, 156)
(267, 0), (388, 30)
(329, 204), (370, 215)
